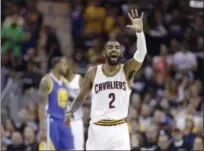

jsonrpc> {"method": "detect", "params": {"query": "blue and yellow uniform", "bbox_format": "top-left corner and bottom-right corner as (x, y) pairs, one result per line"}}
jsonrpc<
(41, 73), (74, 150)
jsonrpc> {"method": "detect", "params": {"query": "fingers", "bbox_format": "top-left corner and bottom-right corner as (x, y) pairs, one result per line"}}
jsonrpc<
(129, 9), (144, 19)
(135, 9), (139, 17)
(128, 13), (133, 21)
(131, 9), (136, 18)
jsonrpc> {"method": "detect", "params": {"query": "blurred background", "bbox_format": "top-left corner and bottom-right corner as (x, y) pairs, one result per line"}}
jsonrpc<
(1, 0), (204, 150)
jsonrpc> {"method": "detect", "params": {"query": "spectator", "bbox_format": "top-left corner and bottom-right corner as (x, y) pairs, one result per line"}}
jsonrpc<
(164, 79), (178, 103)
(71, 0), (83, 48)
(153, 44), (173, 81)
(169, 38), (179, 53)
(26, 102), (39, 124)
(196, 36), (204, 51)
(7, 131), (25, 151)
(1, 125), (7, 150)
(171, 127), (191, 150)
(3, 5), (24, 27)
(17, 108), (38, 134)
(1, 14), (26, 56)
(140, 124), (158, 150)
(138, 103), (152, 132)
(129, 121), (141, 150)
(104, 8), (118, 37)
(21, 15), (38, 55)
(39, 25), (62, 66)
(191, 14), (204, 36)
(173, 42), (197, 79)
(157, 133), (173, 151)
(21, 0), (43, 37)
(183, 116), (196, 149)
(193, 137), (204, 151)
(23, 126), (38, 151)
(168, 10), (184, 40)
(149, 11), (168, 38)
(83, 0), (105, 36)
(153, 109), (172, 128)
(2, 119), (16, 145)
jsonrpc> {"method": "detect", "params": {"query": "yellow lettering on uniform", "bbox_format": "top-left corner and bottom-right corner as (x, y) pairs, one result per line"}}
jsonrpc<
(57, 88), (68, 108)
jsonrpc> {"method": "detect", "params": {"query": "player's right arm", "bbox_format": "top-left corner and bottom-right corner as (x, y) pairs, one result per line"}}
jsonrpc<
(123, 9), (147, 87)
(38, 75), (50, 140)
(65, 66), (97, 125)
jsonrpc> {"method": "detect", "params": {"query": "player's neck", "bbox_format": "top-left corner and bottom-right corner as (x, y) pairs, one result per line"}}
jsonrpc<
(104, 63), (120, 73)
(51, 70), (61, 81)
(67, 73), (75, 81)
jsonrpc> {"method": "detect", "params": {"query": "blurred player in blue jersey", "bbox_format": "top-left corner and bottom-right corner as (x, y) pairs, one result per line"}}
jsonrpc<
(38, 57), (74, 150)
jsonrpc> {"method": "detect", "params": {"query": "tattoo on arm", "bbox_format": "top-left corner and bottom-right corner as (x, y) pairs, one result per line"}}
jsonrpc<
(124, 59), (142, 75)
(123, 59), (142, 87)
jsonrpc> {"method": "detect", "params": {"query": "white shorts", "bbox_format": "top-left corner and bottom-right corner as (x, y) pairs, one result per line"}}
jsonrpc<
(86, 123), (130, 150)
(70, 118), (84, 150)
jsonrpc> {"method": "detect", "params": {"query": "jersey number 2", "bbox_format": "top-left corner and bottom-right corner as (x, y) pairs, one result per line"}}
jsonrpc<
(109, 93), (115, 109)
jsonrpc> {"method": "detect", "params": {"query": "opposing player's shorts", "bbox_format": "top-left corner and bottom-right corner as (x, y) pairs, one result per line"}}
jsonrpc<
(40, 116), (74, 150)
(86, 121), (130, 150)
(70, 118), (84, 150)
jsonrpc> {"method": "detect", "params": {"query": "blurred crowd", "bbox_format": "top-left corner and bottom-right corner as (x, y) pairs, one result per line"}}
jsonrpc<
(1, 0), (62, 77)
(1, 0), (204, 151)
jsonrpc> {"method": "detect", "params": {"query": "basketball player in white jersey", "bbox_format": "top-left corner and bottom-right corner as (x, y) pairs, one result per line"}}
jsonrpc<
(66, 59), (84, 150)
(65, 9), (147, 150)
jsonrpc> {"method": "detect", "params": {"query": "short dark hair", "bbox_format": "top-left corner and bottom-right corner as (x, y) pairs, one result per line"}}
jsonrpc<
(105, 40), (120, 47)
(51, 56), (61, 68)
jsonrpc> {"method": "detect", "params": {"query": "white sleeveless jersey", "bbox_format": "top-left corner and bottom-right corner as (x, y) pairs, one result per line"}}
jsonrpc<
(90, 64), (132, 123)
(68, 74), (83, 119)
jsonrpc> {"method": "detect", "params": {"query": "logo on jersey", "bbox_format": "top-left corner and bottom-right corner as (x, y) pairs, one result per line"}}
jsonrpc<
(57, 88), (68, 108)
(95, 81), (126, 94)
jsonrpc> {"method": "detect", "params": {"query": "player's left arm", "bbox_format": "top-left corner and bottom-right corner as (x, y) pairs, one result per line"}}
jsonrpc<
(123, 9), (147, 84)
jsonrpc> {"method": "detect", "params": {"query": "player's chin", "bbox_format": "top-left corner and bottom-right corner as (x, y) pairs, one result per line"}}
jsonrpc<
(61, 71), (67, 76)
(107, 58), (120, 65)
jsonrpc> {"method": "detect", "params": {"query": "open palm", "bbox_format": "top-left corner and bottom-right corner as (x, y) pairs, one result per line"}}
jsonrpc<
(126, 9), (144, 33)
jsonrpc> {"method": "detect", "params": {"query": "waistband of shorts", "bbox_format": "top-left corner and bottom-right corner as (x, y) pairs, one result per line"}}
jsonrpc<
(94, 118), (127, 126)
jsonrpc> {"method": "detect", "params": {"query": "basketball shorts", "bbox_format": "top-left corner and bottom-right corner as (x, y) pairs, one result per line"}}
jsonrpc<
(70, 118), (84, 150)
(39, 116), (74, 150)
(86, 122), (130, 150)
